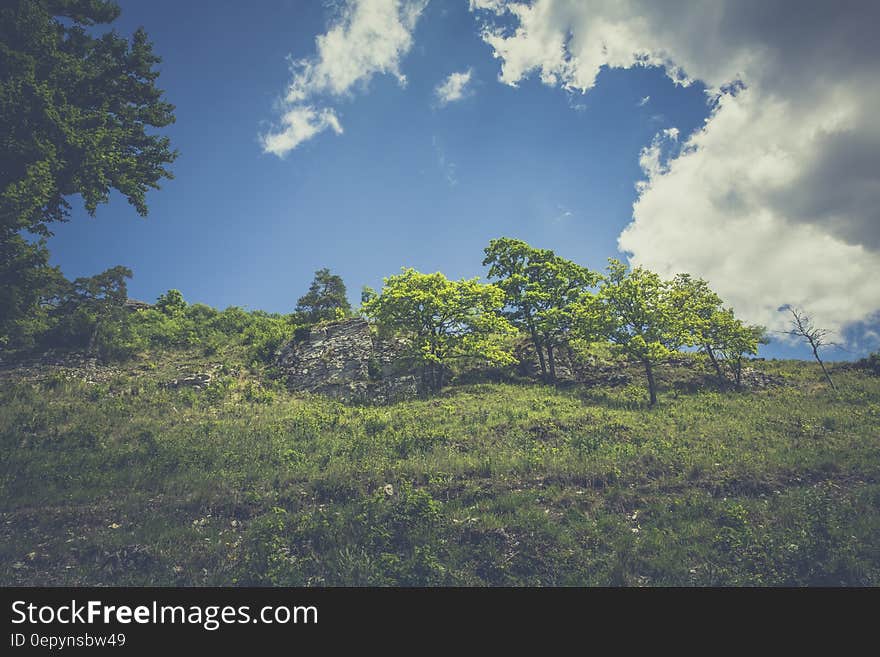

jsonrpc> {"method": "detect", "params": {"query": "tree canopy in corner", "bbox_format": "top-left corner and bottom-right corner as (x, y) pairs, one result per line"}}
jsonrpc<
(0, 0), (178, 238)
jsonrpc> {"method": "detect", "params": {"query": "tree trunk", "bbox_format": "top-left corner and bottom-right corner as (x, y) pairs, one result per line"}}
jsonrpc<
(812, 346), (837, 390)
(530, 329), (547, 379)
(547, 343), (556, 382)
(733, 358), (742, 389)
(705, 344), (724, 382)
(87, 321), (100, 357)
(643, 359), (657, 407)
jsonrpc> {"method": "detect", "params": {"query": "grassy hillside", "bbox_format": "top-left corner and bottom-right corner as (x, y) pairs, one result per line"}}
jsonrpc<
(1, 348), (878, 586)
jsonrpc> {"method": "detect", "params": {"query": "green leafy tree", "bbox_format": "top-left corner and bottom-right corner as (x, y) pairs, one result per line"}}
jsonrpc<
(578, 259), (685, 406)
(1, 0), (177, 238)
(156, 289), (186, 316)
(667, 274), (762, 385)
(295, 268), (352, 323)
(0, 235), (68, 351)
(0, 235), (65, 351)
(0, 1), (175, 353)
(483, 237), (598, 381)
(52, 265), (133, 356)
(363, 268), (516, 392)
(711, 313), (767, 388)
(667, 274), (724, 374)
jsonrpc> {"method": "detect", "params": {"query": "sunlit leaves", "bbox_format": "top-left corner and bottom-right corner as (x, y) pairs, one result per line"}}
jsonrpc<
(363, 268), (516, 391)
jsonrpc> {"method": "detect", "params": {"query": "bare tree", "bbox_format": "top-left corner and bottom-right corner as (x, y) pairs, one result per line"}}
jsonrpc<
(782, 305), (837, 390)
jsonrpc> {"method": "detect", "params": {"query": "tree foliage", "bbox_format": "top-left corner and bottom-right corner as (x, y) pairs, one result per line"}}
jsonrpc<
(0, 234), (65, 350)
(669, 274), (765, 387)
(295, 268), (351, 324)
(712, 315), (767, 388)
(0, 0), (177, 238)
(576, 259), (687, 406)
(483, 237), (597, 381)
(363, 268), (515, 391)
(49, 264), (133, 357)
(156, 288), (186, 316)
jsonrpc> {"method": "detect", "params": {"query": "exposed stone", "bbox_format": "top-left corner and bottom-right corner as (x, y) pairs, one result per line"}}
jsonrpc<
(164, 373), (213, 391)
(0, 353), (122, 385)
(123, 299), (153, 312)
(275, 318), (422, 403)
(738, 367), (788, 389)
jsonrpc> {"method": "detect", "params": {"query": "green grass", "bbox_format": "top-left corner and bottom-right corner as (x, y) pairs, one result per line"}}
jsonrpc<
(1, 349), (878, 586)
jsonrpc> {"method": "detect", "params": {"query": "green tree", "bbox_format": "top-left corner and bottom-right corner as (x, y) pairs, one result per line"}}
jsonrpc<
(363, 268), (516, 392)
(156, 289), (186, 316)
(51, 265), (133, 356)
(295, 268), (351, 323)
(0, 1), (175, 353)
(483, 237), (597, 382)
(667, 274), (767, 388)
(1, 0), (177, 238)
(578, 259), (685, 406)
(0, 235), (64, 351)
(668, 274), (723, 374)
(713, 313), (767, 388)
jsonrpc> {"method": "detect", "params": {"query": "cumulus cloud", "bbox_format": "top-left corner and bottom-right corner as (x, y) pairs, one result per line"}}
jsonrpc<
(434, 68), (474, 106)
(261, 0), (427, 156)
(471, 0), (880, 336)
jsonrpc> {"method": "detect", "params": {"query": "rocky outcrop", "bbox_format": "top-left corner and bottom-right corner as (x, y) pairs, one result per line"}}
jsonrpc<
(737, 367), (788, 389)
(275, 318), (421, 403)
(123, 299), (153, 312)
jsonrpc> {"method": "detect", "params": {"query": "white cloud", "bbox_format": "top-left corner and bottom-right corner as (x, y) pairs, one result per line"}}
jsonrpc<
(468, 0), (508, 12)
(262, 0), (427, 155)
(260, 106), (343, 157)
(434, 68), (474, 106)
(472, 0), (880, 337)
(635, 127), (678, 194)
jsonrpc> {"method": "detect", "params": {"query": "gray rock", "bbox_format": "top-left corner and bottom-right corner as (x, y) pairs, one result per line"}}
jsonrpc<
(164, 373), (213, 391)
(123, 299), (153, 312)
(276, 318), (422, 403)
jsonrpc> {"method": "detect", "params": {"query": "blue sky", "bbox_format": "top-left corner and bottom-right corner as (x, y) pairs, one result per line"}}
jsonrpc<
(45, 0), (880, 360)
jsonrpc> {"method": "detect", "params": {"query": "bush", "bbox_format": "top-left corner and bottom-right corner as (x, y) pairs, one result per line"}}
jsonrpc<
(855, 351), (880, 376)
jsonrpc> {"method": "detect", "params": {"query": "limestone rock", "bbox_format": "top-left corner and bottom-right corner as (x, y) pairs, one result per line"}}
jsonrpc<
(275, 318), (421, 403)
(123, 299), (153, 312)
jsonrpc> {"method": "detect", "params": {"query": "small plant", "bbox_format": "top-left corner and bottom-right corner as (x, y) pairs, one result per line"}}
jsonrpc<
(243, 381), (274, 404)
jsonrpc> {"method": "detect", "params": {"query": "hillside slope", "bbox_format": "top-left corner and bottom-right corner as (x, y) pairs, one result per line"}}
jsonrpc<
(1, 351), (878, 586)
